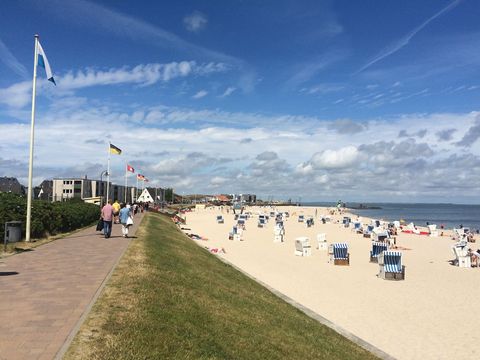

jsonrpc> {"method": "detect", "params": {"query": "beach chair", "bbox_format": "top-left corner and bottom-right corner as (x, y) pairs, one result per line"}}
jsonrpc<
(274, 225), (285, 243)
(298, 215), (305, 223)
(329, 243), (349, 265)
(306, 217), (314, 227)
(371, 229), (389, 242)
(316, 233), (327, 250)
(363, 225), (374, 238)
(427, 224), (438, 237)
(229, 226), (237, 240)
(453, 245), (471, 268)
(370, 242), (389, 263)
(229, 226), (242, 241)
(378, 251), (405, 280)
(258, 218), (266, 228)
(343, 217), (351, 228)
(237, 219), (246, 230)
(294, 237), (311, 256)
(352, 222), (361, 233)
(216, 215), (224, 224)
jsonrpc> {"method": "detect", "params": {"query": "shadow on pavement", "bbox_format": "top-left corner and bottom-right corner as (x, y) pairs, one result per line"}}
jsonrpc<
(0, 271), (19, 276)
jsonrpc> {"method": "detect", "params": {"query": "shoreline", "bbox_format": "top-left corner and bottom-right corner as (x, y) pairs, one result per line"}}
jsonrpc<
(184, 205), (479, 360)
(299, 202), (480, 231)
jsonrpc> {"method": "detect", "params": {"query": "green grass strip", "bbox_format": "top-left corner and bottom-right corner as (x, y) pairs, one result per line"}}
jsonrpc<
(65, 212), (378, 360)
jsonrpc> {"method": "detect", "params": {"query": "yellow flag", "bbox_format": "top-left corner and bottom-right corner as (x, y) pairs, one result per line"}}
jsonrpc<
(109, 143), (122, 155)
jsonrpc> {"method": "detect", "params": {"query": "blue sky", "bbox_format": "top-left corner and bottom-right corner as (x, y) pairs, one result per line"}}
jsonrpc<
(1, 0), (480, 202)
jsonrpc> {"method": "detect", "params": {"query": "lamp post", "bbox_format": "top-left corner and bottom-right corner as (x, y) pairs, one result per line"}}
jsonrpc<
(100, 170), (108, 205)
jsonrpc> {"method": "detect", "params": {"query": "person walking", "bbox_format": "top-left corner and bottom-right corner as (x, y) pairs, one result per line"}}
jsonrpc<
(112, 199), (121, 224)
(119, 203), (133, 238)
(101, 200), (114, 238)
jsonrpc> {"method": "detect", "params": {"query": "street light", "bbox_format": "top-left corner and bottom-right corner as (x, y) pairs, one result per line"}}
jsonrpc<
(100, 170), (108, 205)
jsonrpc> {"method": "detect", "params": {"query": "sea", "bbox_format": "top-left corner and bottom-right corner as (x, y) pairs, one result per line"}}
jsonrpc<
(302, 202), (480, 231)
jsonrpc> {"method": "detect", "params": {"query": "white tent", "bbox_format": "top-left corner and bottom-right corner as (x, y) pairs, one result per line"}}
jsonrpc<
(137, 188), (154, 203)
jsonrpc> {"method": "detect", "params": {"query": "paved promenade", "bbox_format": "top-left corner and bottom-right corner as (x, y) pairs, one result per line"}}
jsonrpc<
(0, 213), (144, 360)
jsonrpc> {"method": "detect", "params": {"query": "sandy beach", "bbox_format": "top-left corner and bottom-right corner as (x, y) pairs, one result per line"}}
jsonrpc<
(184, 205), (479, 360)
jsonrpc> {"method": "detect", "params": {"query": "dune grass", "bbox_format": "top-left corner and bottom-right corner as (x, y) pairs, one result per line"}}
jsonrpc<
(65, 212), (378, 360)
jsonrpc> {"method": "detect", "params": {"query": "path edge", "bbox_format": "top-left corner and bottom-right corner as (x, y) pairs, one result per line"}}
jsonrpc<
(54, 215), (146, 360)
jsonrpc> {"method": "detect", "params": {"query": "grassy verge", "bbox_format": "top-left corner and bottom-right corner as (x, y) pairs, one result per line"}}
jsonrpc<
(65, 212), (378, 360)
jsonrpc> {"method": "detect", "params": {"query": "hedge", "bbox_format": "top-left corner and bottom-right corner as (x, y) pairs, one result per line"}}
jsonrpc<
(0, 193), (100, 240)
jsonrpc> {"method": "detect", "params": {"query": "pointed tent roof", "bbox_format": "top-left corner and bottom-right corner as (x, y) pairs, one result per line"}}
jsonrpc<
(137, 188), (154, 203)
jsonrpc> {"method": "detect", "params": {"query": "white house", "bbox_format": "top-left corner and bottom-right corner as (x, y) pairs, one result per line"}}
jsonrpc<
(137, 188), (154, 203)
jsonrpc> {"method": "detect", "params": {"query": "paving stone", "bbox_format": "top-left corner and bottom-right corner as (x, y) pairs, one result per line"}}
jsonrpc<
(0, 212), (144, 359)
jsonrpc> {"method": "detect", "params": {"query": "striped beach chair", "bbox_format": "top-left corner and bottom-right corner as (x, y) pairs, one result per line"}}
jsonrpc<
(258, 218), (266, 228)
(363, 225), (374, 238)
(329, 243), (349, 265)
(352, 222), (361, 233)
(370, 242), (389, 263)
(378, 251), (405, 280)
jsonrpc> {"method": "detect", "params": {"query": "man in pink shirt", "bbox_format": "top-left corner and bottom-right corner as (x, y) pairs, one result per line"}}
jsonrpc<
(101, 200), (114, 238)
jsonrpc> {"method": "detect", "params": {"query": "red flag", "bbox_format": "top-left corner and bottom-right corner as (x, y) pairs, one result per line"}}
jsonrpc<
(144, 178), (149, 182)
(137, 174), (145, 180)
(126, 164), (135, 173)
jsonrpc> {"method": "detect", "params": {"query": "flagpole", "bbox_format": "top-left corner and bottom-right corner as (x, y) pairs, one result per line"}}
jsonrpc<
(106, 142), (111, 204)
(136, 177), (138, 201)
(25, 34), (40, 242)
(124, 163), (127, 203)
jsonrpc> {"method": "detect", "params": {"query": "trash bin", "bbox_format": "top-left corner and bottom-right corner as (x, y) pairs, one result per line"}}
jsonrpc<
(4, 221), (22, 243)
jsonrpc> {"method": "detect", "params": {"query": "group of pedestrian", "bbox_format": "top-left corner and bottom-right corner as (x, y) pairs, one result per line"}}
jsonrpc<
(100, 199), (135, 238)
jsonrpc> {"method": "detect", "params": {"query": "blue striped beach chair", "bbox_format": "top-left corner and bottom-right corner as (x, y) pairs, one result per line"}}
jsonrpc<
(330, 243), (349, 265)
(352, 222), (361, 233)
(370, 242), (389, 263)
(363, 225), (374, 238)
(378, 251), (405, 280)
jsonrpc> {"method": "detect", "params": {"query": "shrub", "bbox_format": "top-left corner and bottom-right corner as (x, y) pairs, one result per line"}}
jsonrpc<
(0, 193), (100, 240)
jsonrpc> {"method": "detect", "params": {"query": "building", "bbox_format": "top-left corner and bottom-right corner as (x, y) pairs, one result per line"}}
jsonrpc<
(36, 180), (53, 200)
(0, 177), (25, 195)
(52, 177), (93, 202)
(233, 193), (257, 204)
(43, 177), (166, 205)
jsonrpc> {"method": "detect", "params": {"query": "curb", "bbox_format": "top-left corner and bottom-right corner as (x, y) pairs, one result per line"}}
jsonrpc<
(54, 214), (146, 360)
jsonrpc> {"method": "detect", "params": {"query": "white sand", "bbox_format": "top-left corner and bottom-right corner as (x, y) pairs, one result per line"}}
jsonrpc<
(184, 206), (479, 360)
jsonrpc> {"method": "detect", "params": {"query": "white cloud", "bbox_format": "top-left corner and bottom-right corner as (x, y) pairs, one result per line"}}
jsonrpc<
(41, 0), (238, 65)
(0, 81), (31, 108)
(295, 163), (313, 175)
(304, 83), (344, 95)
(357, 0), (462, 73)
(0, 61), (228, 109)
(310, 146), (359, 169)
(219, 86), (236, 98)
(1, 97), (480, 202)
(60, 61), (226, 89)
(183, 11), (208, 33)
(314, 174), (329, 184)
(210, 176), (228, 186)
(192, 90), (208, 99)
(0, 37), (28, 78)
(286, 50), (349, 88)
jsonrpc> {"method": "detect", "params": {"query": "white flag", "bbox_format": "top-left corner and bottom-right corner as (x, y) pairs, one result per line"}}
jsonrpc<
(37, 41), (55, 85)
